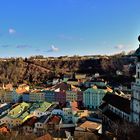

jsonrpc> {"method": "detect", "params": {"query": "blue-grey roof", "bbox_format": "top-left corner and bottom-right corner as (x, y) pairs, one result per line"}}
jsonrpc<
(38, 115), (49, 123)
(0, 104), (12, 114)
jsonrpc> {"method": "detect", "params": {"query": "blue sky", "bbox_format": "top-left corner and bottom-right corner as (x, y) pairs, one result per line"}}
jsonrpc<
(0, 0), (140, 57)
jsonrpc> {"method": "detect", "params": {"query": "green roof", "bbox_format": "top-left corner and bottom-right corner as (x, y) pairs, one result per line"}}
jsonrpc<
(19, 111), (29, 120)
(29, 103), (40, 112)
(84, 88), (107, 94)
(8, 102), (31, 119)
(93, 82), (106, 87)
(37, 101), (52, 112)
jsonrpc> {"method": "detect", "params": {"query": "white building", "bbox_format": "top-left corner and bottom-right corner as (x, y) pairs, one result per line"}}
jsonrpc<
(99, 93), (130, 124)
(131, 42), (140, 125)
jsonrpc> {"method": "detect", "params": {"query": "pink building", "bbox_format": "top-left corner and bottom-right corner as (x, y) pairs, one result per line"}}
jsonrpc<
(55, 91), (66, 103)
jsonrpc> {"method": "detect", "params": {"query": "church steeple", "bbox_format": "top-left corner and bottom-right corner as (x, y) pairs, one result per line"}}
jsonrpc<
(131, 35), (140, 125)
(134, 35), (140, 61)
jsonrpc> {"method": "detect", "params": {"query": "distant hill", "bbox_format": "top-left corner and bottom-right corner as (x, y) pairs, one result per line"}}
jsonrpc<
(0, 52), (136, 86)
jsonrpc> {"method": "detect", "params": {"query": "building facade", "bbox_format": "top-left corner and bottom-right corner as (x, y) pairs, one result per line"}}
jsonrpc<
(45, 90), (56, 102)
(55, 91), (66, 103)
(83, 88), (107, 109)
(29, 92), (45, 102)
(66, 90), (83, 102)
(131, 41), (140, 125)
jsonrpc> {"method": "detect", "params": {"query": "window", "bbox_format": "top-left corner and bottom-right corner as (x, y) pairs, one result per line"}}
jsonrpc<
(138, 72), (140, 79)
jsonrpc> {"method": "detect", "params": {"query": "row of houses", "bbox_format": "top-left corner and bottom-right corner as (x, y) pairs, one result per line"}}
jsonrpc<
(0, 99), (102, 139)
(0, 101), (53, 128)
(1, 84), (82, 103)
(1, 81), (113, 110)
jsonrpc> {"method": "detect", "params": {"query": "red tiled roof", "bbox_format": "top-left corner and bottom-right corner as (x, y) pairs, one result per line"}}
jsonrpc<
(49, 116), (61, 124)
(36, 133), (53, 140)
(22, 116), (38, 127)
(16, 88), (28, 94)
(0, 126), (10, 134)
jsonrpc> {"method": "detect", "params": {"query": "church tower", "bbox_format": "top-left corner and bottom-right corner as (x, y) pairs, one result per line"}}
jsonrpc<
(131, 35), (140, 125)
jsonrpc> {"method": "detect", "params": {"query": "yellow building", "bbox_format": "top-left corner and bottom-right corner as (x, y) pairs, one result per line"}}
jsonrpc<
(0, 102), (31, 128)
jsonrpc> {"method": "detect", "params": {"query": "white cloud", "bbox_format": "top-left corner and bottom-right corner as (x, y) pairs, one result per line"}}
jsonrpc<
(9, 28), (16, 34)
(115, 44), (125, 50)
(51, 45), (59, 52)
(45, 45), (59, 52)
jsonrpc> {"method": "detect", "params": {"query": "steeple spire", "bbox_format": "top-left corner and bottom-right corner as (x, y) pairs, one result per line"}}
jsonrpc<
(134, 35), (140, 61)
(131, 35), (140, 125)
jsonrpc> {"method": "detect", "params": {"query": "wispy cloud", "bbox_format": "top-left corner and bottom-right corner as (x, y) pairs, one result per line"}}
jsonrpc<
(46, 45), (59, 52)
(0, 44), (10, 48)
(16, 45), (31, 49)
(9, 28), (16, 34)
(114, 44), (125, 50)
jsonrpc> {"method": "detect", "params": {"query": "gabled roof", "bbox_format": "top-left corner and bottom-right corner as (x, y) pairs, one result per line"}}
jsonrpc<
(48, 115), (61, 124)
(8, 102), (31, 118)
(16, 88), (28, 94)
(99, 102), (107, 110)
(37, 102), (52, 112)
(103, 109), (124, 122)
(77, 121), (101, 131)
(21, 116), (38, 127)
(102, 93), (130, 114)
(38, 115), (49, 123)
(84, 87), (108, 94)
(51, 82), (71, 91)
(0, 103), (12, 114)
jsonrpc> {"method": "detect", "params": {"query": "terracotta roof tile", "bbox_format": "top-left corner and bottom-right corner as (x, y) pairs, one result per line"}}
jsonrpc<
(36, 133), (53, 140)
